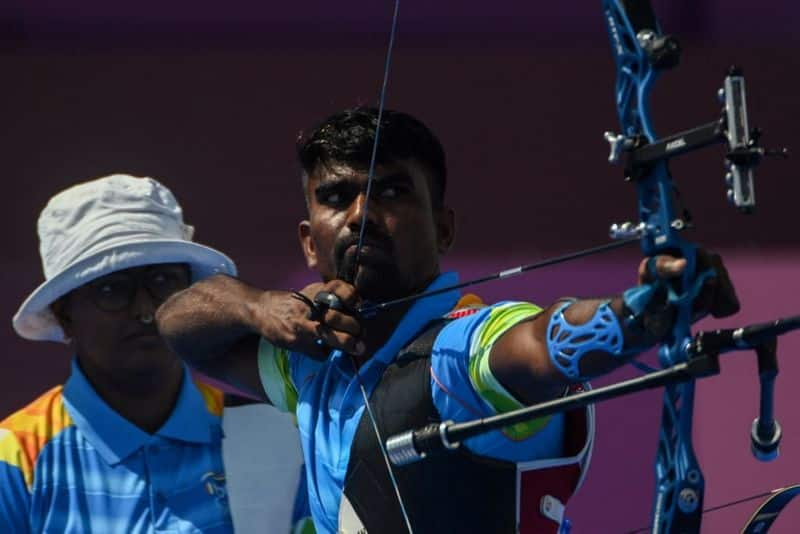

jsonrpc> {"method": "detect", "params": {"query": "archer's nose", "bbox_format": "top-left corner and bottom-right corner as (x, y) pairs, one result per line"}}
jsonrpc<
(346, 191), (380, 233)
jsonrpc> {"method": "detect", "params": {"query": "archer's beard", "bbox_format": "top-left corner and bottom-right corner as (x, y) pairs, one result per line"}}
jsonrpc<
(336, 257), (410, 302)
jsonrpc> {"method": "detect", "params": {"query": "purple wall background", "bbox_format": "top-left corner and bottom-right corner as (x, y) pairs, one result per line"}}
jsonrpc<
(2, 1), (799, 531)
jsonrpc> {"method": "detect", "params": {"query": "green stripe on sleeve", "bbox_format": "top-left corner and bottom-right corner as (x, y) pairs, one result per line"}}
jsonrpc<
(468, 302), (550, 440)
(257, 338), (298, 414)
(291, 517), (316, 534)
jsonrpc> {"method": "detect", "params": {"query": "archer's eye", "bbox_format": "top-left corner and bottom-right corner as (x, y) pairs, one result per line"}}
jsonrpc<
(323, 192), (343, 205)
(379, 186), (398, 199)
(317, 186), (354, 208)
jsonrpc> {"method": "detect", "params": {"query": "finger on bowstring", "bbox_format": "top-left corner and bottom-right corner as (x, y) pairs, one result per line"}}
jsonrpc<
(312, 289), (350, 313)
(322, 280), (361, 310)
(322, 309), (362, 336)
(290, 290), (324, 321)
(315, 323), (366, 356)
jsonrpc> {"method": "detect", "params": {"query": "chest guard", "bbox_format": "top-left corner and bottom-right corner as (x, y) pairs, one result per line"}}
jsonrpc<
(341, 316), (592, 534)
(342, 319), (517, 533)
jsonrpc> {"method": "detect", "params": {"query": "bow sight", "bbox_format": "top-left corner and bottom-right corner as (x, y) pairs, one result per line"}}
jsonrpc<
(604, 1), (787, 246)
(606, 65), (787, 228)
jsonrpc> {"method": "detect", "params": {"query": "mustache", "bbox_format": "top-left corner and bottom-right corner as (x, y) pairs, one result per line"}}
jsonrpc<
(334, 231), (393, 280)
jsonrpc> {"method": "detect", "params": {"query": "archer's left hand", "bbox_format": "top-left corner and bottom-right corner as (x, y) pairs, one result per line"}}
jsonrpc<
(637, 249), (740, 320)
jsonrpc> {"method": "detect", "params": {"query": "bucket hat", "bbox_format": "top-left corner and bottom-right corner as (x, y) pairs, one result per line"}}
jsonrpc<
(13, 174), (237, 342)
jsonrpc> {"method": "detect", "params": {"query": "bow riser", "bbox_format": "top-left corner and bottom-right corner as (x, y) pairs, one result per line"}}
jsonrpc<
(604, 1), (705, 531)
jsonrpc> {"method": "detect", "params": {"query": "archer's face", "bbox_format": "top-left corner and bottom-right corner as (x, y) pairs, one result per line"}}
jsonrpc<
(298, 159), (455, 302)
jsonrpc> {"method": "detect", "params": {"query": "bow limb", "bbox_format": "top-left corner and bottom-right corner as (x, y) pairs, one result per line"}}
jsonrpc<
(740, 484), (800, 533)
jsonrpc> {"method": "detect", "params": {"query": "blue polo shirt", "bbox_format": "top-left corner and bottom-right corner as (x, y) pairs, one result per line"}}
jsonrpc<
(0, 360), (234, 533)
(258, 272), (566, 533)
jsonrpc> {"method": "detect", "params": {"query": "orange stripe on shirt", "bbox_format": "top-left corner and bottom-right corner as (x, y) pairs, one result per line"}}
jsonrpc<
(194, 381), (224, 416)
(0, 386), (73, 489)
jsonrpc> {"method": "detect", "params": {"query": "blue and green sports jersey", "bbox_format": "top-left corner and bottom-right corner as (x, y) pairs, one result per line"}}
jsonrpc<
(258, 272), (567, 534)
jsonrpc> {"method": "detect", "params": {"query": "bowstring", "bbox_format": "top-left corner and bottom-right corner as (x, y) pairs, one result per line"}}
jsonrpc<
(349, 0), (401, 280)
(349, 0), (414, 532)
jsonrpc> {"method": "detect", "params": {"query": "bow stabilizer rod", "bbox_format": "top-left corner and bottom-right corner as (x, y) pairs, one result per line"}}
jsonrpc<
(386, 314), (800, 467)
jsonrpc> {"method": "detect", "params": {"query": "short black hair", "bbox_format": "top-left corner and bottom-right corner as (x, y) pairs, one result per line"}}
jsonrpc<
(296, 107), (447, 208)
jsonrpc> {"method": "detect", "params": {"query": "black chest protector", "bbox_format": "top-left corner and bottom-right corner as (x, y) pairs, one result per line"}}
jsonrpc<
(342, 320), (517, 534)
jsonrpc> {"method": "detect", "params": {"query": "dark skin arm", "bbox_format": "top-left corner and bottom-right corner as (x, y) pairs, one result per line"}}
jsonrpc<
(157, 253), (737, 408)
(156, 274), (364, 402)
(490, 253), (739, 405)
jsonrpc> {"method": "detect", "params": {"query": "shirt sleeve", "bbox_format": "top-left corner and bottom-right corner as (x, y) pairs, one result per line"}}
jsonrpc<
(256, 338), (299, 414)
(430, 301), (566, 463)
(0, 431), (32, 533)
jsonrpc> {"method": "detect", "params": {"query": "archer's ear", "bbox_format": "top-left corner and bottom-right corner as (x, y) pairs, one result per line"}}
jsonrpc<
(435, 206), (456, 254)
(298, 220), (318, 269)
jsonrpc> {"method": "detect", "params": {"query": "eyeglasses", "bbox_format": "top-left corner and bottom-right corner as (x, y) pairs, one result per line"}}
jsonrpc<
(85, 264), (190, 312)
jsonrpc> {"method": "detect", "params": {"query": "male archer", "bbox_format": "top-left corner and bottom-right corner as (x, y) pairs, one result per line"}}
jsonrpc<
(157, 107), (739, 533)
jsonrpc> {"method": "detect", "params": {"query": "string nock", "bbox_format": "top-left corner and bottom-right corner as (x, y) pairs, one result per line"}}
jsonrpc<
(292, 290), (349, 322)
(603, 131), (635, 164)
(609, 221), (646, 239)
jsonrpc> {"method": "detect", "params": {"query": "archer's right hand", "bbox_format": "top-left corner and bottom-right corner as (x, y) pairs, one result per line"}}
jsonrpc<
(256, 280), (365, 360)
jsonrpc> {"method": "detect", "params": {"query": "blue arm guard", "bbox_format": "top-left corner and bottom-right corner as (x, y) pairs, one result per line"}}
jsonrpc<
(546, 300), (624, 381)
(547, 259), (717, 381)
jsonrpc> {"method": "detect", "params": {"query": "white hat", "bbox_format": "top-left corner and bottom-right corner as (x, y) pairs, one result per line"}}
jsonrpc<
(13, 174), (237, 343)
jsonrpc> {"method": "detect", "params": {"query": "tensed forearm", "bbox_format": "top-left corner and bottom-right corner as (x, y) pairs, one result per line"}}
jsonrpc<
(156, 274), (266, 364)
(489, 296), (667, 405)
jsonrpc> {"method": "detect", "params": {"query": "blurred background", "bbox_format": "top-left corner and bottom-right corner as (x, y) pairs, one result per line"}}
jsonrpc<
(2, 0), (798, 531)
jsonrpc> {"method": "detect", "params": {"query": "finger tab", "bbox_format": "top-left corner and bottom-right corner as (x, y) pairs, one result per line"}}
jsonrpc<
(314, 291), (345, 312)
